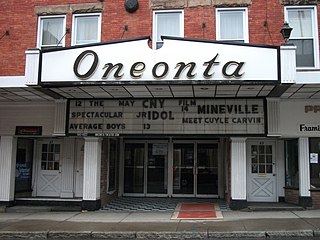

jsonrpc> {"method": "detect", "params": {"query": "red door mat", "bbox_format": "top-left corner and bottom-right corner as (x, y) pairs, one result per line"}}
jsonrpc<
(171, 202), (223, 220)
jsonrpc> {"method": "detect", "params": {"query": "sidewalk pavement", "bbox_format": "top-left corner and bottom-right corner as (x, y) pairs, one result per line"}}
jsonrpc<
(1, 208), (320, 239)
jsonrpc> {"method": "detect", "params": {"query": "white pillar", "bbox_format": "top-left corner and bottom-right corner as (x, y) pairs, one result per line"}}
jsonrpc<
(60, 138), (75, 198)
(82, 137), (101, 210)
(53, 99), (67, 136)
(230, 137), (247, 209)
(299, 137), (311, 198)
(280, 45), (296, 84)
(267, 98), (280, 137)
(0, 136), (17, 203)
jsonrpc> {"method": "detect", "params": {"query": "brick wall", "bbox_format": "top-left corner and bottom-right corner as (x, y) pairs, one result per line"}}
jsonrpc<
(311, 191), (320, 209)
(284, 188), (299, 205)
(1, 0), (316, 77)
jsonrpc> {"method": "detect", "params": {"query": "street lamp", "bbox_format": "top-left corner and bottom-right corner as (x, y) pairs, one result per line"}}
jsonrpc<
(280, 22), (293, 43)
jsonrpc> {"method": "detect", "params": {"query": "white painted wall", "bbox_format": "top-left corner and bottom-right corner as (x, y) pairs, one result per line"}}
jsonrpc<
(0, 102), (55, 136)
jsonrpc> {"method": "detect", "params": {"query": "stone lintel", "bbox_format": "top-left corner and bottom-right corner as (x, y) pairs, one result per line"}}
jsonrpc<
(35, 2), (103, 15)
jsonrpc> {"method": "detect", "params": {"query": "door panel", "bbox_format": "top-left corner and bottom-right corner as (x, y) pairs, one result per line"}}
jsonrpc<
(247, 141), (277, 202)
(147, 143), (168, 195)
(124, 143), (144, 194)
(197, 143), (218, 195)
(173, 143), (195, 195)
(37, 141), (62, 197)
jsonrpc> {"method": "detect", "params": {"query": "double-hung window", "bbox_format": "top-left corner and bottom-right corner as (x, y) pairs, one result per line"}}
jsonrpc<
(216, 8), (249, 43)
(285, 6), (319, 68)
(72, 13), (101, 46)
(153, 10), (184, 49)
(37, 15), (66, 48)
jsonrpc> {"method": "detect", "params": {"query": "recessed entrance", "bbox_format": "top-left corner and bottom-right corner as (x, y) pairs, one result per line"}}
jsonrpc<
(122, 140), (220, 197)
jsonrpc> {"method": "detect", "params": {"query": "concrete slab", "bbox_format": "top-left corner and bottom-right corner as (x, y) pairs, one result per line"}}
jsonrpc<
(48, 221), (116, 231)
(293, 209), (320, 218)
(207, 220), (247, 232)
(68, 211), (130, 222)
(20, 212), (78, 221)
(242, 218), (316, 231)
(0, 220), (59, 231)
(223, 210), (298, 220)
(110, 222), (179, 232)
(0, 213), (30, 221)
(121, 212), (176, 222)
(301, 218), (320, 229)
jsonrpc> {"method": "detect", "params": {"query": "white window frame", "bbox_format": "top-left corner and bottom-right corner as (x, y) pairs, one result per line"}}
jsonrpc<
(152, 10), (184, 49)
(216, 7), (249, 43)
(284, 5), (319, 69)
(72, 13), (102, 46)
(37, 15), (66, 48)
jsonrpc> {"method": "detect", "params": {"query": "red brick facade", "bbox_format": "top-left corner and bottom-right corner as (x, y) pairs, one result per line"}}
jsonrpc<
(0, 0), (302, 77)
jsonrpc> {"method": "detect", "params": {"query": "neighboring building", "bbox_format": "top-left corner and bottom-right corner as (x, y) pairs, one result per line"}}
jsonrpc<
(0, 0), (320, 210)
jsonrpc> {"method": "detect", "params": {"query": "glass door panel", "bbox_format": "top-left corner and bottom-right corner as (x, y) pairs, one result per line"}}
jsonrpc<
(173, 143), (194, 195)
(197, 143), (218, 195)
(147, 143), (168, 194)
(124, 143), (144, 194)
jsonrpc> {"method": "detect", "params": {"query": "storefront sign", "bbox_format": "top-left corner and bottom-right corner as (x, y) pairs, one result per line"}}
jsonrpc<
(15, 126), (42, 136)
(305, 105), (320, 113)
(41, 37), (279, 83)
(67, 98), (265, 136)
(299, 124), (320, 133)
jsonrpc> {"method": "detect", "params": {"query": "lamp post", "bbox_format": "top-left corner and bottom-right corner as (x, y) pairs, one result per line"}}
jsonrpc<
(280, 22), (293, 44)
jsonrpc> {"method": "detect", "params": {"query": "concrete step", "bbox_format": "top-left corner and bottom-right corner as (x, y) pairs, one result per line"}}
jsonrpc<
(5, 205), (52, 213)
(5, 205), (82, 213)
(245, 203), (305, 212)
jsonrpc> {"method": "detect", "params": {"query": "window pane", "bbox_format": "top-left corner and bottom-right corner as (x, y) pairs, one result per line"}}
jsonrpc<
(289, 39), (314, 67)
(41, 18), (64, 46)
(157, 13), (180, 42)
(75, 16), (99, 45)
(220, 11), (244, 40)
(288, 9), (312, 38)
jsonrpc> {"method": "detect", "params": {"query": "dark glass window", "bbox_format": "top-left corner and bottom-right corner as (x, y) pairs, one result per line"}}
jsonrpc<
(285, 139), (299, 188)
(310, 138), (320, 188)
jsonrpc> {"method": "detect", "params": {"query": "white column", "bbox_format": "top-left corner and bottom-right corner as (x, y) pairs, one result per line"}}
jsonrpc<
(299, 137), (310, 197)
(0, 136), (17, 202)
(231, 138), (247, 200)
(280, 45), (296, 84)
(25, 49), (40, 86)
(83, 137), (101, 201)
(267, 98), (280, 137)
(60, 138), (75, 198)
(53, 100), (67, 136)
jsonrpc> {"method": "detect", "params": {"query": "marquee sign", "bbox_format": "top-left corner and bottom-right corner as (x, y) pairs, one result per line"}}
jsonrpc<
(41, 37), (280, 83)
(67, 98), (265, 136)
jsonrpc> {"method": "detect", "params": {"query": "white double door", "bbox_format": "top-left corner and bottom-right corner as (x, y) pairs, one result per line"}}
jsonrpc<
(247, 141), (277, 202)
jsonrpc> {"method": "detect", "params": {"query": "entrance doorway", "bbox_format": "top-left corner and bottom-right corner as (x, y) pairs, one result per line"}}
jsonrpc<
(122, 140), (219, 197)
(172, 142), (219, 197)
(123, 141), (168, 196)
(36, 140), (62, 197)
(247, 141), (277, 202)
(15, 138), (34, 197)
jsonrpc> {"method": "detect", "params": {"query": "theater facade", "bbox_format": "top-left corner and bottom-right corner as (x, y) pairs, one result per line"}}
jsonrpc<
(1, 35), (320, 210)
